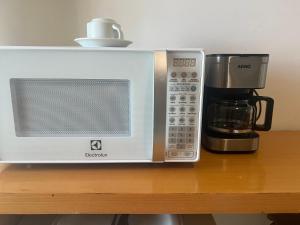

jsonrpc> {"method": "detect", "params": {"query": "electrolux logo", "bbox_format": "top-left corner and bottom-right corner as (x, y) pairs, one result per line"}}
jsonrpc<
(237, 64), (252, 69)
(85, 140), (107, 158)
(90, 140), (102, 150)
(85, 152), (108, 158)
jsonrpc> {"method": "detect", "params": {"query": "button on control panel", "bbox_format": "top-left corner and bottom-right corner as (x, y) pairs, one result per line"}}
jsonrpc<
(165, 51), (203, 161)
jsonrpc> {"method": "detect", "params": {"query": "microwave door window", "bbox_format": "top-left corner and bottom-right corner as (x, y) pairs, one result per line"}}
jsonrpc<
(10, 79), (130, 137)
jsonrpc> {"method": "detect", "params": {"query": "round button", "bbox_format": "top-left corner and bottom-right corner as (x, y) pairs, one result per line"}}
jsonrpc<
(169, 117), (175, 123)
(191, 86), (197, 92)
(190, 95), (196, 101)
(181, 72), (187, 78)
(190, 106), (196, 113)
(180, 95), (186, 101)
(179, 106), (185, 112)
(170, 95), (176, 101)
(171, 72), (177, 78)
(179, 117), (185, 123)
(192, 72), (197, 78)
(169, 107), (176, 113)
(189, 117), (195, 123)
(171, 152), (178, 157)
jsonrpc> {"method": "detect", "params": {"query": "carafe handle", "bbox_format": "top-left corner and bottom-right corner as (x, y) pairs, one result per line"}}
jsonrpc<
(251, 96), (274, 131)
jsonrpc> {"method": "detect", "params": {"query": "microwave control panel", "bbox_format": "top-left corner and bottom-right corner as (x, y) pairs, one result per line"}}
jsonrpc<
(165, 51), (204, 161)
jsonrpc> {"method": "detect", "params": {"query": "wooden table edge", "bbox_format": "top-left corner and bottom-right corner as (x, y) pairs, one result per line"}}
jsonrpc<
(0, 192), (300, 214)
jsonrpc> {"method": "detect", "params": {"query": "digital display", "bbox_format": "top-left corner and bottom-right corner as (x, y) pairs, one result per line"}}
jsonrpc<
(173, 58), (196, 67)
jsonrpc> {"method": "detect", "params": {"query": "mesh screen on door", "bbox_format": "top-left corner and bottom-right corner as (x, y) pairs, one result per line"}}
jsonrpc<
(10, 79), (130, 137)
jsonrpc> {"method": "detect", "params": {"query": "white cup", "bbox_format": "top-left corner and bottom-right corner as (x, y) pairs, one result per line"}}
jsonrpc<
(87, 18), (124, 39)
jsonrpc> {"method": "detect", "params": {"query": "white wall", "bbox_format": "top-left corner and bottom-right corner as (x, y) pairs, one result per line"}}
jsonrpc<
(0, 0), (79, 45)
(0, 0), (298, 130)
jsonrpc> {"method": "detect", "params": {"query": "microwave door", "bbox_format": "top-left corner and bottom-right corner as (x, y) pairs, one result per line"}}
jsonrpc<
(0, 48), (156, 163)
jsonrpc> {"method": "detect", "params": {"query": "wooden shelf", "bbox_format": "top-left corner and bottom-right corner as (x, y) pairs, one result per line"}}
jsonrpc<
(0, 131), (300, 214)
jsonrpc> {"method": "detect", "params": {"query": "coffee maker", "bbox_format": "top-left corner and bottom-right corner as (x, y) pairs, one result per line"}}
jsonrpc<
(202, 54), (274, 152)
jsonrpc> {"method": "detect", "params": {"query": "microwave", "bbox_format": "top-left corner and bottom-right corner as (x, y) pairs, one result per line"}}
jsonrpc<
(0, 47), (205, 163)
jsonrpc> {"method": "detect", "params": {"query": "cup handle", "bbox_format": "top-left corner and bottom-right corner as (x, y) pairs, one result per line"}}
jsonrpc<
(112, 23), (124, 39)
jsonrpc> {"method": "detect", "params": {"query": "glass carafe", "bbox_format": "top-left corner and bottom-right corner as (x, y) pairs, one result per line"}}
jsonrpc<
(207, 96), (274, 134)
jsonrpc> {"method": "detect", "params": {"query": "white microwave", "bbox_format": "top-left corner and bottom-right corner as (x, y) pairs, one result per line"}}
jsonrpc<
(0, 47), (205, 163)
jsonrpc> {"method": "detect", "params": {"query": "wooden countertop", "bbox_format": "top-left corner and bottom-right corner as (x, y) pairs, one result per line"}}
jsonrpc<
(0, 131), (300, 214)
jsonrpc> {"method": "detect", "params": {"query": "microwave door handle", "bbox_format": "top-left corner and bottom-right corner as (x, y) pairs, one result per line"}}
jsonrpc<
(153, 51), (168, 162)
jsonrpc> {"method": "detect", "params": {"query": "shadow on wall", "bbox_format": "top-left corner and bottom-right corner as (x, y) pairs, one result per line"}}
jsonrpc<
(259, 56), (300, 130)
(0, 0), (80, 46)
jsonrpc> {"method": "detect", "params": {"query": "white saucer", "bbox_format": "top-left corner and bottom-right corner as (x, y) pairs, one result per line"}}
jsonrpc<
(74, 37), (132, 47)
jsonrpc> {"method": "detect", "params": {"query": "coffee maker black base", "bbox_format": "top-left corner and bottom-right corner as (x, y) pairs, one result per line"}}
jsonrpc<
(202, 131), (259, 152)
